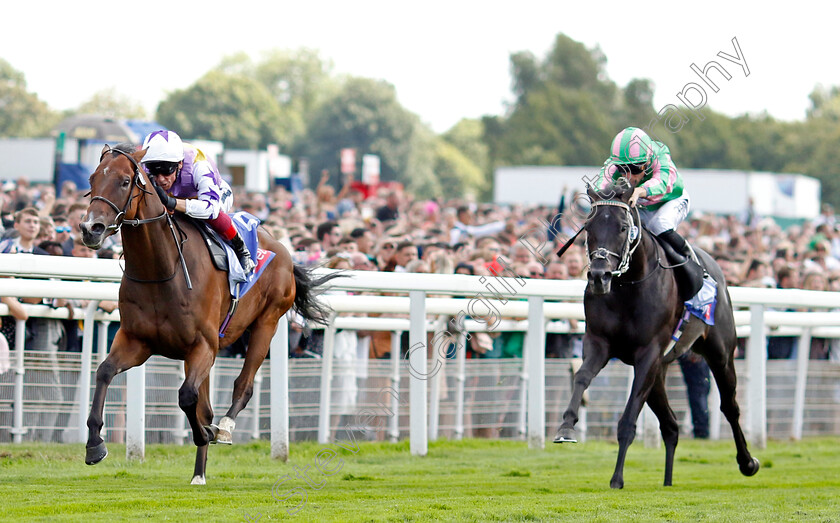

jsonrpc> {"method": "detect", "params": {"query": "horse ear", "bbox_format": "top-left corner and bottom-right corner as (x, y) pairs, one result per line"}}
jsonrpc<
(100, 144), (111, 157)
(586, 183), (600, 202)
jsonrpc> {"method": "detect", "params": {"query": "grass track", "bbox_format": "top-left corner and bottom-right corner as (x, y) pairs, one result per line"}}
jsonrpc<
(1, 437), (838, 521)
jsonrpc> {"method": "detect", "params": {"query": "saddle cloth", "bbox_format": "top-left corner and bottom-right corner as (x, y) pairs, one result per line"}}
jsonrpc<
(189, 211), (276, 298)
(684, 276), (717, 325)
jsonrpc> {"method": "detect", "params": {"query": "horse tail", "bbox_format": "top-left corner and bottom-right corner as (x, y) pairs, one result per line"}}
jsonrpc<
(292, 264), (345, 326)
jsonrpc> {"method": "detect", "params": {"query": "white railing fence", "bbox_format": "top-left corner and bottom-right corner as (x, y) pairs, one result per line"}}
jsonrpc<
(1, 254), (839, 462)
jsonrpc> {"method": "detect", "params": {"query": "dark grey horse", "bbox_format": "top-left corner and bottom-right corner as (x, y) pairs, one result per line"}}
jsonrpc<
(554, 179), (759, 489)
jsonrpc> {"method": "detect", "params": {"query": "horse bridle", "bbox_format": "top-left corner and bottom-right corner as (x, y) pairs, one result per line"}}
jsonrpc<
(91, 146), (167, 235)
(585, 199), (642, 277)
(91, 146), (193, 289)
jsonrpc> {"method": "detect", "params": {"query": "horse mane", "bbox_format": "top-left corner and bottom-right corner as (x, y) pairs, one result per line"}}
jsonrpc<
(592, 177), (633, 202)
(111, 142), (139, 156)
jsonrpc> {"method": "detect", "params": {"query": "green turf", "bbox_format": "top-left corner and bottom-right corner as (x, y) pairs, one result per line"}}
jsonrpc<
(1, 437), (838, 522)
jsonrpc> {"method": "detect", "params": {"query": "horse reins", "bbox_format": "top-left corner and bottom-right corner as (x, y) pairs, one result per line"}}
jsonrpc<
(92, 146), (193, 289)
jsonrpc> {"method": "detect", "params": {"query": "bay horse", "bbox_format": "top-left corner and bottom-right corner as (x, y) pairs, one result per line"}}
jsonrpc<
(80, 144), (337, 484)
(554, 178), (759, 488)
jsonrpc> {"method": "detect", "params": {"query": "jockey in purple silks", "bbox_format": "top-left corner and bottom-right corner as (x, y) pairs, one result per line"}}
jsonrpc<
(140, 130), (256, 273)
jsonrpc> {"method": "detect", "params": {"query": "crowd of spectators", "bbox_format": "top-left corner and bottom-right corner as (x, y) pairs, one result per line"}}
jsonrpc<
(1, 174), (839, 362)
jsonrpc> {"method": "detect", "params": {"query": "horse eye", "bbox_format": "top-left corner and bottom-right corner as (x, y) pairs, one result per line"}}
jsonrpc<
(122, 178), (131, 188)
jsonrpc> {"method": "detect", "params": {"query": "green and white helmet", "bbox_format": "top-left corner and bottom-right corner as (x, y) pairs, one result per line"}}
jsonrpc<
(609, 127), (654, 165)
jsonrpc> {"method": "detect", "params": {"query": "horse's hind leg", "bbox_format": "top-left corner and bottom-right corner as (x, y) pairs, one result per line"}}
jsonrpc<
(701, 336), (760, 476)
(217, 315), (280, 444)
(86, 331), (150, 465)
(555, 335), (610, 443)
(191, 378), (214, 485)
(610, 346), (660, 489)
(645, 368), (680, 486)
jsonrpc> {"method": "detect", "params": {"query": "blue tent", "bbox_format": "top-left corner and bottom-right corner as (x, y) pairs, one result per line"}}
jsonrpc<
(124, 120), (167, 143)
(57, 163), (93, 191)
(52, 118), (167, 190)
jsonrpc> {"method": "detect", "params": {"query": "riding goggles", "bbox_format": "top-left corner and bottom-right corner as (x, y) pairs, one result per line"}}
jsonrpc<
(615, 163), (647, 174)
(145, 162), (179, 176)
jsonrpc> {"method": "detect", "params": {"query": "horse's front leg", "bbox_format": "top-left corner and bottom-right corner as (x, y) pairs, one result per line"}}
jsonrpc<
(555, 333), (610, 443)
(86, 331), (151, 465)
(181, 341), (216, 450)
(610, 344), (661, 489)
(216, 313), (280, 444)
(191, 377), (214, 485)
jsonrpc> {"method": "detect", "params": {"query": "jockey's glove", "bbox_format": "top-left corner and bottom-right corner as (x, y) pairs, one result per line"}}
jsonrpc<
(155, 184), (177, 211)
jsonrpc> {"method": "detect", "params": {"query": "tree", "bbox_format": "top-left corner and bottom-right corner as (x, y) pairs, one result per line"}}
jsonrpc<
(212, 49), (337, 145)
(730, 113), (794, 173)
(255, 48), (337, 122)
(615, 78), (657, 130)
(510, 51), (541, 101)
(300, 77), (434, 193)
(75, 88), (148, 120)
(664, 111), (751, 170)
(487, 34), (619, 174)
(492, 83), (614, 167)
(155, 71), (289, 150)
(433, 139), (484, 200)
(806, 84), (840, 121)
(443, 118), (489, 172)
(791, 119), (840, 206)
(0, 58), (59, 137)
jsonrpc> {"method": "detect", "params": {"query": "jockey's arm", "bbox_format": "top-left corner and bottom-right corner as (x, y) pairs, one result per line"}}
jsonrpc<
(180, 164), (226, 220)
(640, 149), (677, 200)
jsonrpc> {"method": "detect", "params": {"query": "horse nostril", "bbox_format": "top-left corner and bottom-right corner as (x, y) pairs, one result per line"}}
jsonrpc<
(89, 223), (105, 235)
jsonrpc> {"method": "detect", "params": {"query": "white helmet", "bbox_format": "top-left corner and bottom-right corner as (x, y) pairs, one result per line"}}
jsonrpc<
(141, 130), (184, 163)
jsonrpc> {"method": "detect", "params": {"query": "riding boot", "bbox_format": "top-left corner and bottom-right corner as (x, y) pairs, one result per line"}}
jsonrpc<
(657, 229), (704, 301)
(230, 231), (256, 274)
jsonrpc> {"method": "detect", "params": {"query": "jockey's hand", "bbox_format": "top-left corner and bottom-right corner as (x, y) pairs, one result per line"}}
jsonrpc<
(154, 184), (177, 211)
(628, 187), (647, 207)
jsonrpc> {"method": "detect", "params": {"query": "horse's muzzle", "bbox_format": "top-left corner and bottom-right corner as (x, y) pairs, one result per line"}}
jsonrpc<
(79, 220), (107, 250)
(588, 268), (612, 295)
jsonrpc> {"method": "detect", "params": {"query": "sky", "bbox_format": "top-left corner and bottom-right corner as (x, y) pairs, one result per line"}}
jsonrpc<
(2, 1), (836, 134)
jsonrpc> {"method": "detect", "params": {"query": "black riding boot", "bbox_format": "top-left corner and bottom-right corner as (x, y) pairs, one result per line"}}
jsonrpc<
(657, 229), (703, 301)
(230, 232), (256, 274)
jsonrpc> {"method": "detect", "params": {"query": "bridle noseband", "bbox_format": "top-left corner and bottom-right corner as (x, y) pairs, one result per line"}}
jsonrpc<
(586, 199), (642, 277)
(90, 146), (167, 235)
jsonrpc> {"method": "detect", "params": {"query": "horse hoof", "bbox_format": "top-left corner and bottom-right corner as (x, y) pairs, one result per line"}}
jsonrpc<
(610, 479), (624, 489)
(85, 442), (108, 465)
(190, 475), (206, 485)
(740, 457), (760, 477)
(210, 424), (233, 445)
(553, 427), (578, 443)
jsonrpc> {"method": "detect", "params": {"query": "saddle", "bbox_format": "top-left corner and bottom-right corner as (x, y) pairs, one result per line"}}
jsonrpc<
(653, 234), (705, 302)
(178, 215), (229, 272)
